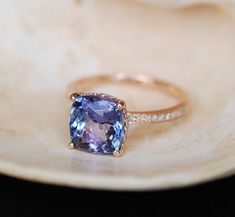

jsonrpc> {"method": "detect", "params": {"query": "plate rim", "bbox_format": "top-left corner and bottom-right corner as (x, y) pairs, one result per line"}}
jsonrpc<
(0, 154), (234, 191)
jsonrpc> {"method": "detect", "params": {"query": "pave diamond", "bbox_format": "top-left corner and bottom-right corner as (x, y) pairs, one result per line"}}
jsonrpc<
(69, 95), (125, 154)
(128, 108), (187, 123)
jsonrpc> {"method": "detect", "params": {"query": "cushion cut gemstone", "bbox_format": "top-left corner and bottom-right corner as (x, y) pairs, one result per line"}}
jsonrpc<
(69, 95), (125, 154)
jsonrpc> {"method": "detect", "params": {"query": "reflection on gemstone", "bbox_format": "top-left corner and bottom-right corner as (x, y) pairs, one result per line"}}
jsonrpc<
(69, 95), (125, 154)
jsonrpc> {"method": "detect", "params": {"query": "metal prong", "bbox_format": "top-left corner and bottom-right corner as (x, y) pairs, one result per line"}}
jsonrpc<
(68, 142), (75, 149)
(113, 148), (124, 157)
(70, 93), (79, 101)
(117, 101), (126, 110)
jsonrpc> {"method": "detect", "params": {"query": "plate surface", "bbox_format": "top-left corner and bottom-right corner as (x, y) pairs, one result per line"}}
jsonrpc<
(0, 1), (235, 190)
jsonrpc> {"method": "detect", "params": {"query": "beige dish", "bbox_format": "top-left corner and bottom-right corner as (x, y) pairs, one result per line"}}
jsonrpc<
(0, 1), (235, 190)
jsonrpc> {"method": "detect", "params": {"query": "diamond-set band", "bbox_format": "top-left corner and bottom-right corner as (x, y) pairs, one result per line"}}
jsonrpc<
(128, 108), (188, 124)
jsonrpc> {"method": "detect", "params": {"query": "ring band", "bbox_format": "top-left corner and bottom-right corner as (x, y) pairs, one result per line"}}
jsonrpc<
(68, 73), (189, 157)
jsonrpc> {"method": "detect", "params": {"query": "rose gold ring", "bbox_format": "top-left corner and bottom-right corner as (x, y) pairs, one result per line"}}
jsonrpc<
(68, 73), (189, 157)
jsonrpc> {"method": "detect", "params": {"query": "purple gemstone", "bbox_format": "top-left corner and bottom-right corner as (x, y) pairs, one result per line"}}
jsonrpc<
(69, 95), (125, 154)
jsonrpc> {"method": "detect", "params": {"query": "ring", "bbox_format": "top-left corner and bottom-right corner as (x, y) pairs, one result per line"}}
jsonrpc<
(68, 73), (189, 157)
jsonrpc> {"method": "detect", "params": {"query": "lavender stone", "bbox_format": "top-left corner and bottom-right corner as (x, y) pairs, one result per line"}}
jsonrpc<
(69, 95), (125, 154)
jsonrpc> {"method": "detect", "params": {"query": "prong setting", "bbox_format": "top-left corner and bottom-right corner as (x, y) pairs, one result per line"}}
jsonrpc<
(117, 100), (126, 110)
(113, 149), (123, 157)
(70, 92), (80, 101)
(68, 142), (75, 149)
(113, 144), (125, 157)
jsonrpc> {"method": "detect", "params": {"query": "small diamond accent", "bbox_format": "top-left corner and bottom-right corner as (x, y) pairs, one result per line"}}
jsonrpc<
(151, 115), (159, 122)
(158, 114), (165, 121)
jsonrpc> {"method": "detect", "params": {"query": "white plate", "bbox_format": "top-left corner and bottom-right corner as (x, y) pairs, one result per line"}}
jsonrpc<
(0, 1), (235, 190)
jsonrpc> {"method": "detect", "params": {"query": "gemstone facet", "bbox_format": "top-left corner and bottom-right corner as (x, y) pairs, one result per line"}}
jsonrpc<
(69, 94), (125, 155)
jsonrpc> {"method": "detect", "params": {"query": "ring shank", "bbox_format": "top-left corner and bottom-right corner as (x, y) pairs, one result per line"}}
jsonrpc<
(68, 73), (188, 123)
